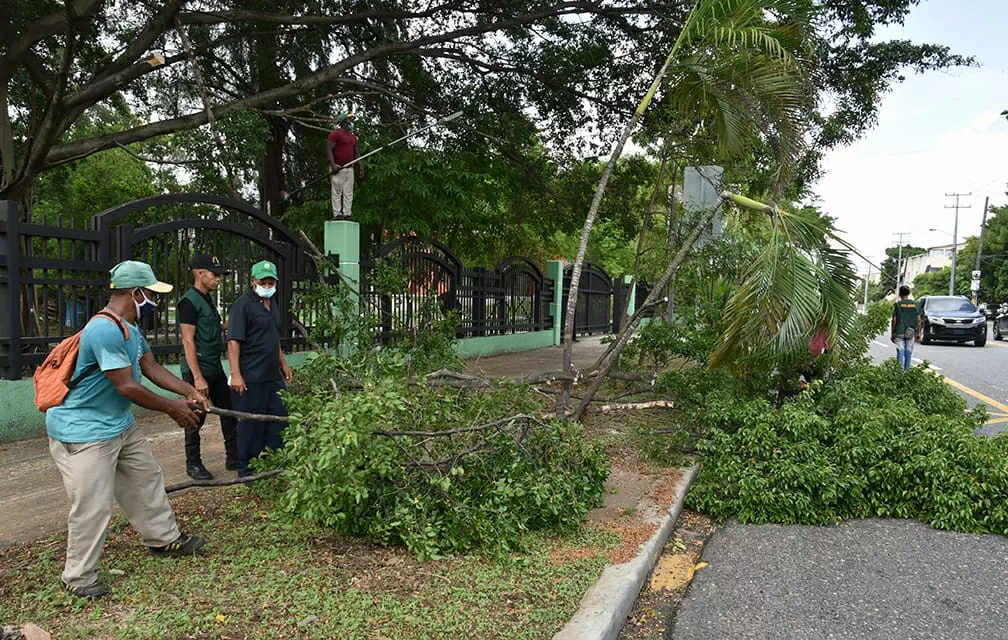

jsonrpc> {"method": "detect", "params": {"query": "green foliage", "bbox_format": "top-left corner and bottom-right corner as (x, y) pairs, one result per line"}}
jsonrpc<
(843, 299), (893, 359)
(912, 267), (951, 297)
(875, 244), (924, 298)
(681, 360), (1008, 533)
(621, 317), (719, 368)
(265, 367), (609, 559)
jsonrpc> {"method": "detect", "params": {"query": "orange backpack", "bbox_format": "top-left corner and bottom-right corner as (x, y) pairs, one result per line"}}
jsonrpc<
(33, 310), (130, 412)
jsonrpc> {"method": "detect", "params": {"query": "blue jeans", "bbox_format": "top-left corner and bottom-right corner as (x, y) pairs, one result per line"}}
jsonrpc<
(895, 336), (915, 371)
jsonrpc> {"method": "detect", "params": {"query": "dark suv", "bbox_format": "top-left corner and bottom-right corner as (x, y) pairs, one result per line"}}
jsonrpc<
(917, 295), (987, 347)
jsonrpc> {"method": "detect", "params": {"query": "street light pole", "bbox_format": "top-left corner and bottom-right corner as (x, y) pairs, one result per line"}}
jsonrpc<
(863, 261), (872, 309)
(945, 192), (971, 295)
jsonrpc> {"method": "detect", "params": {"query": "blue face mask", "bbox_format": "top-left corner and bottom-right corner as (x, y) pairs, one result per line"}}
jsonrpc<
(255, 284), (276, 299)
(134, 289), (157, 320)
(346, 121), (356, 132)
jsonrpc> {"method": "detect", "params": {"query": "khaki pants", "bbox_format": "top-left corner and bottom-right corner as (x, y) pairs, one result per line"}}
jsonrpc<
(330, 168), (355, 218)
(49, 424), (180, 589)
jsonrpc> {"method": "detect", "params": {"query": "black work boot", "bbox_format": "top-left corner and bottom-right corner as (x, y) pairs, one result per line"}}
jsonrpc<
(148, 533), (206, 557)
(63, 580), (111, 598)
(186, 463), (213, 481)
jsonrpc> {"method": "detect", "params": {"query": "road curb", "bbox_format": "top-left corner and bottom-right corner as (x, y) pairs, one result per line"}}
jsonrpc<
(553, 463), (701, 640)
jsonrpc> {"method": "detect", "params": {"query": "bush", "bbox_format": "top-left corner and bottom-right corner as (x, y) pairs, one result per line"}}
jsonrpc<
(620, 317), (719, 369)
(265, 355), (609, 559)
(680, 360), (1008, 534)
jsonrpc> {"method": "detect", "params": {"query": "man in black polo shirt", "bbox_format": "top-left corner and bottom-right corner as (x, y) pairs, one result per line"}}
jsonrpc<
(178, 254), (238, 480)
(227, 259), (292, 477)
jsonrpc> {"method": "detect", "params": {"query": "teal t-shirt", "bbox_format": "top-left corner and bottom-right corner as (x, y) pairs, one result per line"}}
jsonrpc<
(46, 315), (150, 443)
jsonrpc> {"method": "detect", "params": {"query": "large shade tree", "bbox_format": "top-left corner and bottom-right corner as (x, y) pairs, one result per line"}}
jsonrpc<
(1, 0), (693, 217)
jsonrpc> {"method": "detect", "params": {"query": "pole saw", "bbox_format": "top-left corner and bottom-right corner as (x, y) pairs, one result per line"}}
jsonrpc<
(281, 110), (464, 204)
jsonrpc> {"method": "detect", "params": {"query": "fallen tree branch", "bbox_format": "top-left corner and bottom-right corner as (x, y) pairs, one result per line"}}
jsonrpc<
(165, 469), (283, 494)
(596, 399), (675, 412)
(196, 406), (291, 423)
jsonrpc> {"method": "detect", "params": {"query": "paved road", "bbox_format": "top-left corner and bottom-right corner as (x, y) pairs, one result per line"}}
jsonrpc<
(673, 519), (1008, 640)
(867, 323), (1008, 435)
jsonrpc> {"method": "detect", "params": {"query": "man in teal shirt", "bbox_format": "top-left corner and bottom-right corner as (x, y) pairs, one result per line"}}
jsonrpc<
(890, 285), (921, 371)
(47, 261), (208, 599)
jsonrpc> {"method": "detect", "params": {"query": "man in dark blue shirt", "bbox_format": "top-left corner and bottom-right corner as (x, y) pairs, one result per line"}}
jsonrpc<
(227, 260), (292, 477)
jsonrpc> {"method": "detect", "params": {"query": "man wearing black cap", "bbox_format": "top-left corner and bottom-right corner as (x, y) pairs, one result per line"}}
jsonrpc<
(178, 254), (238, 479)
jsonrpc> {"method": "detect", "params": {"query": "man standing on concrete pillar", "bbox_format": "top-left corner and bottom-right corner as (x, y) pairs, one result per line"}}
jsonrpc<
(327, 112), (364, 220)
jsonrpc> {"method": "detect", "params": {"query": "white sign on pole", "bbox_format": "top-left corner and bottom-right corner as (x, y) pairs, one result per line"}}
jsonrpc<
(683, 165), (724, 247)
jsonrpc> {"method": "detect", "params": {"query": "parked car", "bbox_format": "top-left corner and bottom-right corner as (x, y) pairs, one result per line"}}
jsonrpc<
(993, 304), (1008, 340)
(917, 295), (987, 347)
(980, 302), (996, 320)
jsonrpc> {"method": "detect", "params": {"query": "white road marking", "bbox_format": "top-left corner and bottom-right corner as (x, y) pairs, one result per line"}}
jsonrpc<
(911, 358), (940, 371)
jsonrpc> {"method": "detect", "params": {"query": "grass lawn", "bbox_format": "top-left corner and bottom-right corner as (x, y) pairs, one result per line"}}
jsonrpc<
(1, 486), (622, 639)
(0, 406), (686, 639)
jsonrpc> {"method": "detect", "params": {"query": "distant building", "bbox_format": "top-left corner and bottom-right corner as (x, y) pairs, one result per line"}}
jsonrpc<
(902, 242), (967, 287)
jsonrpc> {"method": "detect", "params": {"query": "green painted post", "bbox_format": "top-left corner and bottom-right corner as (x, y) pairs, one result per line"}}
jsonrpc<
(547, 260), (564, 346)
(624, 275), (636, 318)
(324, 220), (360, 354)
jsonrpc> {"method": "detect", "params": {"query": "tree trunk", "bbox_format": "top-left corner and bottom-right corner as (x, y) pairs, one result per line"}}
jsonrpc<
(260, 114), (289, 217)
(571, 201), (722, 422)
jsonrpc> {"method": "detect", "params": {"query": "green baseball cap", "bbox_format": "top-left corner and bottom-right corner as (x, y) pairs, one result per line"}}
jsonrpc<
(109, 260), (173, 293)
(251, 260), (278, 280)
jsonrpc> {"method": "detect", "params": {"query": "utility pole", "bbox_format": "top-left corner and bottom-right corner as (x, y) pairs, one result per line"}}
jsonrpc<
(974, 196), (990, 304)
(892, 232), (910, 291)
(945, 192), (971, 295)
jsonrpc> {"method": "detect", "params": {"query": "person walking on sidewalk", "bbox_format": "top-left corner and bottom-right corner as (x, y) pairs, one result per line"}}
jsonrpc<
(327, 112), (363, 219)
(891, 285), (921, 371)
(227, 260), (292, 477)
(178, 254), (238, 480)
(45, 260), (209, 599)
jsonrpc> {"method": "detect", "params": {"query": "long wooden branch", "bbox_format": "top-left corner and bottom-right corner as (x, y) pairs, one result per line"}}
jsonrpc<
(165, 469), (283, 494)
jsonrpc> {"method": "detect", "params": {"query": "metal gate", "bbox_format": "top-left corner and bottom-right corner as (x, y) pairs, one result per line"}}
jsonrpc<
(561, 262), (614, 336)
(0, 195), (326, 379)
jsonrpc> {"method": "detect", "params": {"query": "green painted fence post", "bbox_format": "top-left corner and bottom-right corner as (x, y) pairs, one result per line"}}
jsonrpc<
(624, 275), (636, 318)
(547, 260), (564, 346)
(324, 220), (360, 355)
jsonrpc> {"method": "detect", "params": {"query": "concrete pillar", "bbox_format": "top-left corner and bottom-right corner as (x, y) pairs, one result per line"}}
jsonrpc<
(324, 220), (360, 354)
(624, 275), (636, 319)
(547, 260), (564, 346)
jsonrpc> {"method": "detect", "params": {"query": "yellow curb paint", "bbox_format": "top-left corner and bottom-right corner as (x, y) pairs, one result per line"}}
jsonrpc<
(987, 341), (1008, 349)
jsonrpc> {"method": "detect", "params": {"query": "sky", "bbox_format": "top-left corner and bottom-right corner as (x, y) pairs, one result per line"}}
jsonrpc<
(811, 0), (1008, 276)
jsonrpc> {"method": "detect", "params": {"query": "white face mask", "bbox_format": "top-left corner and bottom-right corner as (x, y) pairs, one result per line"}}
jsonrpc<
(255, 284), (276, 299)
(134, 289), (158, 320)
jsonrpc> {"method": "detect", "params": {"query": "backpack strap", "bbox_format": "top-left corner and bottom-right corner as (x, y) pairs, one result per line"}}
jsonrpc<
(68, 310), (131, 389)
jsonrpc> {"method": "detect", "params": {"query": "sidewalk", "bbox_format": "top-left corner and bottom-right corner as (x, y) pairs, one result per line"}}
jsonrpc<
(0, 338), (610, 547)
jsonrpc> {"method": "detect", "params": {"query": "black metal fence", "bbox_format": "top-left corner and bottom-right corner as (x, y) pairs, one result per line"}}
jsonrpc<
(359, 235), (556, 342)
(0, 196), (330, 380)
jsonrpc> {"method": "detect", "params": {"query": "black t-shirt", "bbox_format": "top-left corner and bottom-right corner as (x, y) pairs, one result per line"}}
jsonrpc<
(227, 290), (282, 383)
